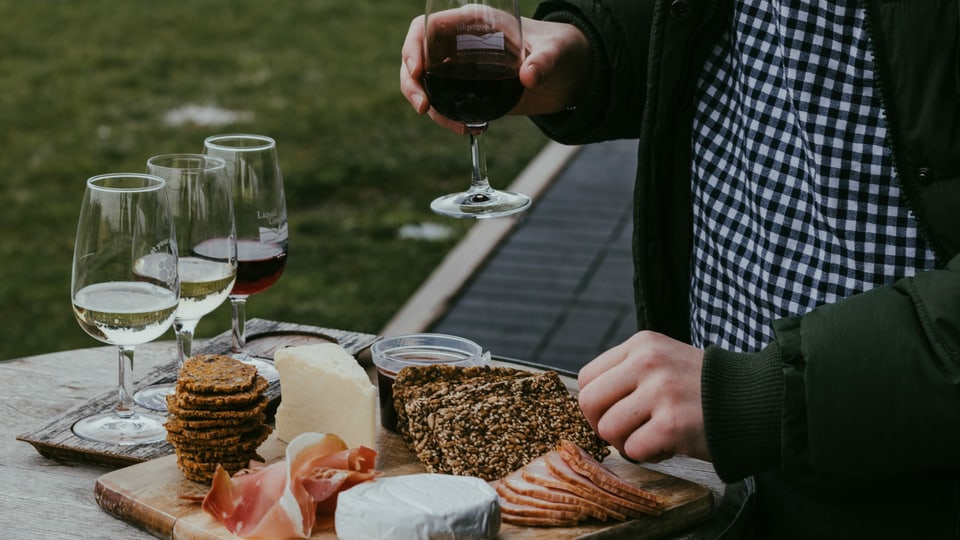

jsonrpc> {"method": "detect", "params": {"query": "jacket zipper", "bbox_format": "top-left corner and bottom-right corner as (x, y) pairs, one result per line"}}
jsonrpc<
(861, 0), (944, 265)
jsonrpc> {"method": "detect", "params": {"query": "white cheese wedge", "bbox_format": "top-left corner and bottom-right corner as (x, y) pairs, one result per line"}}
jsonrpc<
(335, 474), (501, 540)
(273, 343), (377, 449)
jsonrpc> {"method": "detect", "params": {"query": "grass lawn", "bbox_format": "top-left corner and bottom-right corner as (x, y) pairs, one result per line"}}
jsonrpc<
(0, 1), (548, 361)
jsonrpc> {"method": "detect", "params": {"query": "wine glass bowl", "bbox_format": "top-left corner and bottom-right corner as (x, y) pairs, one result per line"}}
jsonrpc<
(202, 134), (288, 382)
(132, 154), (238, 411)
(423, 0), (531, 218)
(71, 173), (179, 445)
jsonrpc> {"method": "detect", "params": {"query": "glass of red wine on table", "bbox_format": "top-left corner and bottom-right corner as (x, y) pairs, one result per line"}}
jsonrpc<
(423, 0), (531, 219)
(202, 134), (288, 382)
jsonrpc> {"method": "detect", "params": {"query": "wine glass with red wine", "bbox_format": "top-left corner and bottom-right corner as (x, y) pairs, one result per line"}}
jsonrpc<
(202, 134), (288, 381)
(423, 0), (531, 219)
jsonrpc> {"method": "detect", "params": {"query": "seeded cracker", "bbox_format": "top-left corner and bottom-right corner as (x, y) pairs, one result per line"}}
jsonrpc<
(393, 365), (609, 481)
(177, 353), (258, 394)
(170, 375), (269, 410)
(164, 354), (272, 484)
(165, 395), (269, 420)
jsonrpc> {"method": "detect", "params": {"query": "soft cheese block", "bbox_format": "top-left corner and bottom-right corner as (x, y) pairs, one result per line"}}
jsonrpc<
(335, 474), (501, 540)
(274, 343), (377, 449)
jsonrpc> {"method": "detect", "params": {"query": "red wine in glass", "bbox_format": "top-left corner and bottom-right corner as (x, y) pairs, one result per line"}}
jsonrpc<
(423, 62), (524, 124)
(194, 238), (287, 296)
(202, 134), (287, 382)
(232, 239), (288, 296)
(422, 0), (530, 218)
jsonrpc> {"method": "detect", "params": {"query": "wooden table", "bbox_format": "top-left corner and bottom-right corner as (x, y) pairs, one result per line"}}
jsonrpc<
(0, 322), (744, 539)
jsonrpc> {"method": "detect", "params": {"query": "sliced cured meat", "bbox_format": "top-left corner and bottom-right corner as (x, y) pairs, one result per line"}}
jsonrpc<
(495, 479), (590, 519)
(557, 439), (667, 508)
(498, 496), (584, 521)
(201, 433), (379, 539)
(499, 469), (616, 520)
(501, 513), (581, 527)
(542, 451), (662, 517)
(520, 457), (645, 519)
(495, 440), (669, 528)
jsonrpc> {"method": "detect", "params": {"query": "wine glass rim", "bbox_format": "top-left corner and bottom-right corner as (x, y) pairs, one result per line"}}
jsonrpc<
(87, 173), (166, 192)
(147, 153), (227, 172)
(203, 133), (276, 152)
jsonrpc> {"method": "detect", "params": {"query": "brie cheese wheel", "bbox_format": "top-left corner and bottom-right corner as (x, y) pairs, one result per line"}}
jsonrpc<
(335, 474), (501, 540)
(274, 343), (377, 449)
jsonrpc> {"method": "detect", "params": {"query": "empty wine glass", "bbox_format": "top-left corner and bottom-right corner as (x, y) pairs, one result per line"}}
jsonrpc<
(71, 173), (179, 445)
(202, 134), (288, 382)
(133, 154), (238, 411)
(423, 0), (530, 218)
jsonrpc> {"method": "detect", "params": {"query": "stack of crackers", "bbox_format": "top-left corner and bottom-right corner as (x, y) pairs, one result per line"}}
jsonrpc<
(392, 365), (609, 481)
(164, 354), (272, 484)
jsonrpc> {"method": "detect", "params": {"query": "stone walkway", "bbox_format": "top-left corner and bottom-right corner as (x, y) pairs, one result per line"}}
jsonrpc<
(424, 139), (640, 375)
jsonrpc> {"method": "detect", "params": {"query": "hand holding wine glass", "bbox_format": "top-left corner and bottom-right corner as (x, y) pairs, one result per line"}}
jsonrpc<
(133, 154), (238, 411)
(422, 0), (531, 218)
(71, 173), (179, 445)
(202, 134), (288, 382)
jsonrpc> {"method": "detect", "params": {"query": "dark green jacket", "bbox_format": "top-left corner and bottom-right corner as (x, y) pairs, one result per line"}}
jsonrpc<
(532, 0), (960, 537)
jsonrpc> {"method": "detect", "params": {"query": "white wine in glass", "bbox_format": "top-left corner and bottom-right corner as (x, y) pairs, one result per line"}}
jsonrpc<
(202, 134), (288, 382)
(423, 0), (531, 218)
(71, 173), (179, 445)
(133, 154), (238, 411)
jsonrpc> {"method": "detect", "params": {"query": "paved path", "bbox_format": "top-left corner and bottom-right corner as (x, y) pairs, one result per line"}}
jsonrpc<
(427, 139), (639, 375)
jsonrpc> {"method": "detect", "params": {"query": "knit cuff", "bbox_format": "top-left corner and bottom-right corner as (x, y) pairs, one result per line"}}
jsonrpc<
(702, 343), (784, 482)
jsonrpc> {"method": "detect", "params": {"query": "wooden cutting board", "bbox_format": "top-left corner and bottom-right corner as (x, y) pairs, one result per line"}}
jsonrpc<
(96, 432), (713, 539)
(94, 357), (714, 539)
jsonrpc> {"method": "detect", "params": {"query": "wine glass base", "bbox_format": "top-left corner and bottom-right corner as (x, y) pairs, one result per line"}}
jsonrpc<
(232, 352), (280, 382)
(133, 383), (175, 412)
(431, 189), (531, 219)
(71, 411), (168, 445)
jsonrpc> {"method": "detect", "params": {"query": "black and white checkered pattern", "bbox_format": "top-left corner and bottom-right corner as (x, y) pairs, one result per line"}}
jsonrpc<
(689, 1), (936, 352)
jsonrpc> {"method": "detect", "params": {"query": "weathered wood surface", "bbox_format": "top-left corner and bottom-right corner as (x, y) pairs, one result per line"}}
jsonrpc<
(1, 320), (738, 539)
(16, 319), (379, 467)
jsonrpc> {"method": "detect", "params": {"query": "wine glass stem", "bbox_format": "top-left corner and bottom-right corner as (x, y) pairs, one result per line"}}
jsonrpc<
(230, 295), (248, 354)
(467, 123), (492, 195)
(115, 345), (136, 420)
(174, 318), (200, 369)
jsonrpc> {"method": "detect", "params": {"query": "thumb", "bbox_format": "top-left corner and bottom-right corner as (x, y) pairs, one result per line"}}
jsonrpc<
(519, 50), (555, 89)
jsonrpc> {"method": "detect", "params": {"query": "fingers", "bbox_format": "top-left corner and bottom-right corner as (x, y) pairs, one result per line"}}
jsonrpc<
(577, 332), (710, 463)
(400, 16), (428, 114)
(578, 340), (628, 389)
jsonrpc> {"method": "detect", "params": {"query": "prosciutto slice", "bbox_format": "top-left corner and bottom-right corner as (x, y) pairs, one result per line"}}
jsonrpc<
(201, 432), (379, 539)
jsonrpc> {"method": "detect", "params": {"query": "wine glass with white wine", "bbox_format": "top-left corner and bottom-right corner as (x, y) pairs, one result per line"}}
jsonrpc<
(133, 154), (238, 411)
(71, 173), (179, 445)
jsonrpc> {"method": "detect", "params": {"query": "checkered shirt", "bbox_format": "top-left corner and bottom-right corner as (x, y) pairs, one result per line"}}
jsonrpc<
(689, 0), (937, 352)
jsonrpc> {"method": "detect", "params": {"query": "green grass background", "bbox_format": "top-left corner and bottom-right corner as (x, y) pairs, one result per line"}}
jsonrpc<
(0, 1), (547, 361)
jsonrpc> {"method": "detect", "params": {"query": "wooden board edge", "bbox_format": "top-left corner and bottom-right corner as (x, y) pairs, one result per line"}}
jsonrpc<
(95, 476), (177, 540)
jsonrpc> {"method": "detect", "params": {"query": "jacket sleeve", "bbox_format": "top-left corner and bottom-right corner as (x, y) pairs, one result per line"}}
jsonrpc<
(529, 0), (656, 144)
(702, 253), (960, 482)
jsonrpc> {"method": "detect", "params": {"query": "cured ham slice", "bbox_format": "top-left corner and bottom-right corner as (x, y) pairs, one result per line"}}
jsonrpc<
(201, 432), (379, 539)
(556, 439), (667, 508)
(495, 478), (590, 519)
(543, 451), (661, 517)
(497, 440), (668, 528)
(498, 470), (615, 520)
